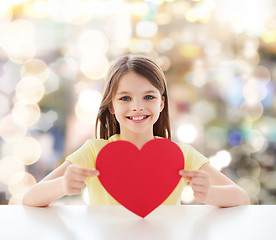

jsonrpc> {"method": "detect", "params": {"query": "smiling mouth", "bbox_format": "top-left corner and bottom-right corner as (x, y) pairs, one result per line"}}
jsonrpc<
(126, 115), (150, 121)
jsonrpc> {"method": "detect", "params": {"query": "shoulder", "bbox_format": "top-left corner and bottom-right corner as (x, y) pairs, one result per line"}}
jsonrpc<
(175, 141), (207, 160)
(66, 134), (120, 167)
(153, 137), (191, 153)
(174, 142), (192, 160)
(86, 134), (120, 151)
(154, 137), (192, 159)
(175, 141), (209, 170)
(175, 142), (192, 152)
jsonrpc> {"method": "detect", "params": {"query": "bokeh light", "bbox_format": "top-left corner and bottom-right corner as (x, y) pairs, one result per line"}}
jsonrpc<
(75, 89), (102, 124)
(209, 150), (232, 171)
(0, 19), (36, 63)
(243, 79), (267, 104)
(8, 172), (37, 204)
(244, 129), (266, 153)
(253, 65), (271, 84)
(157, 38), (174, 52)
(23, 0), (48, 19)
(240, 101), (264, 121)
(176, 124), (198, 144)
(0, 157), (25, 184)
(21, 58), (49, 82)
(106, 16), (132, 49)
(131, 1), (149, 17)
(12, 137), (42, 165)
(181, 185), (195, 204)
(228, 131), (243, 147)
(0, 0), (276, 206)
(0, 115), (27, 142)
(0, 3), (13, 23)
(8, 172), (37, 195)
(136, 21), (158, 38)
(11, 102), (41, 127)
(78, 30), (109, 56)
(262, 30), (276, 43)
(237, 177), (261, 201)
(180, 44), (201, 58)
(130, 39), (155, 53)
(80, 55), (109, 80)
(0, 93), (10, 118)
(15, 76), (45, 104)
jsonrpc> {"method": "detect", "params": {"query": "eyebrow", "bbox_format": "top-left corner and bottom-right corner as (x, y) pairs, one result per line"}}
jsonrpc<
(116, 90), (159, 95)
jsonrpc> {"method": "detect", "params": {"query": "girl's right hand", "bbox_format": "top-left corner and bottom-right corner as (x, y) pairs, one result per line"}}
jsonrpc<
(62, 164), (99, 196)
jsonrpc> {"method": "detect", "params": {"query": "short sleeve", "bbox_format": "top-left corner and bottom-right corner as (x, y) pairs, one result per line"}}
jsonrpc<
(177, 143), (209, 170)
(65, 140), (96, 169)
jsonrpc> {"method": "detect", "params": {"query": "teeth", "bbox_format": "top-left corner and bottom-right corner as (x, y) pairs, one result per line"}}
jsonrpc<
(129, 116), (147, 120)
(132, 116), (144, 120)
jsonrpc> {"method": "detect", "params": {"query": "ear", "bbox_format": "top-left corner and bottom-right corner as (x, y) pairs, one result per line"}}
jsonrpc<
(108, 104), (115, 114)
(160, 96), (165, 112)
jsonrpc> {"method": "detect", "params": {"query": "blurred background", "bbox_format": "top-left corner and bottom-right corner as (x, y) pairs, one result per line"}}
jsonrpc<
(0, 0), (276, 206)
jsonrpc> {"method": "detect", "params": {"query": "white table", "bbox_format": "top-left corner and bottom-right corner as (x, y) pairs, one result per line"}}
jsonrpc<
(0, 205), (275, 240)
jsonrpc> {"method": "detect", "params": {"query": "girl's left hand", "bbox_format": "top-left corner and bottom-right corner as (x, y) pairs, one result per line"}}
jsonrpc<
(179, 169), (211, 204)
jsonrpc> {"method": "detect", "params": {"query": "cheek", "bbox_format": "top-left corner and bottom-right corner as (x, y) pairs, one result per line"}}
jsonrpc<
(113, 103), (128, 116)
(150, 101), (163, 112)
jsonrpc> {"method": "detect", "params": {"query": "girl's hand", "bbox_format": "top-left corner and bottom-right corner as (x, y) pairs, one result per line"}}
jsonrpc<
(179, 169), (211, 204)
(62, 164), (99, 196)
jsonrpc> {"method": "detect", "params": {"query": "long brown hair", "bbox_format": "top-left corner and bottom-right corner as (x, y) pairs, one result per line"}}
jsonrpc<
(95, 54), (171, 139)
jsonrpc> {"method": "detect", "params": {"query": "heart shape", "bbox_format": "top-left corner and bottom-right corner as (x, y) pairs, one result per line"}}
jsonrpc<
(96, 138), (184, 218)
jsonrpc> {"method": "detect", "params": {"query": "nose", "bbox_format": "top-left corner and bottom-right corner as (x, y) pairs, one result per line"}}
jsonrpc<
(131, 100), (144, 112)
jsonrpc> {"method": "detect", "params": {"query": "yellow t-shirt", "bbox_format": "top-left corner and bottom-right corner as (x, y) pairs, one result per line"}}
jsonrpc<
(66, 134), (209, 205)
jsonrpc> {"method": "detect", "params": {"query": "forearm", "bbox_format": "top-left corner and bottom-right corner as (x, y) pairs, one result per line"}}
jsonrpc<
(205, 184), (250, 207)
(23, 177), (65, 207)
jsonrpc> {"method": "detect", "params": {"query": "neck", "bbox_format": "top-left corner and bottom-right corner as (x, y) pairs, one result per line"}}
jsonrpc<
(119, 131), (154, 149)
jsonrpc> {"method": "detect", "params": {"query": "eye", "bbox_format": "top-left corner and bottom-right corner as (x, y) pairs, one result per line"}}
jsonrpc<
(145, 95), (154, 100)
(120, 96), (131, 101)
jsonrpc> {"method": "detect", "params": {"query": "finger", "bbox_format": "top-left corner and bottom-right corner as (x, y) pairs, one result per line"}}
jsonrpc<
(191, 184), (207, 193)
(71, 165), (100, 177)
(63, 179), (84, 195)
(73, 166), (94, 176)
(91, 168), (100, 176)
(189, 176), (209, 186)
(71, 180), (86, 189)
(71, 172), (97, 184)
(179, 170), (210, 181)
(68, 187), (83, 195)
(179, 170), (198, 182)
(193, 192), (208, 203)
(179, 170), (200, 178)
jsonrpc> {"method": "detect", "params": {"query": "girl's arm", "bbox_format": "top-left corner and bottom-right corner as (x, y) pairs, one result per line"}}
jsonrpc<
(179, 163), (250, 207)
(22, 161), (99, 207)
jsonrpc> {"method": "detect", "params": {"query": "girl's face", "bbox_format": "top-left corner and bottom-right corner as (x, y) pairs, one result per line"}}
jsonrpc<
(110, 71), (165, 137)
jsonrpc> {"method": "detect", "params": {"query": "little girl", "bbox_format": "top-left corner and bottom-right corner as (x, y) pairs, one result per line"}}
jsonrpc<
(23, 54), (250, 207)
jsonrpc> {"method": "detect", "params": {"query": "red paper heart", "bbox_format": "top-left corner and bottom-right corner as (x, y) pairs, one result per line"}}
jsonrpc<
(96, 138), (184, 218)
